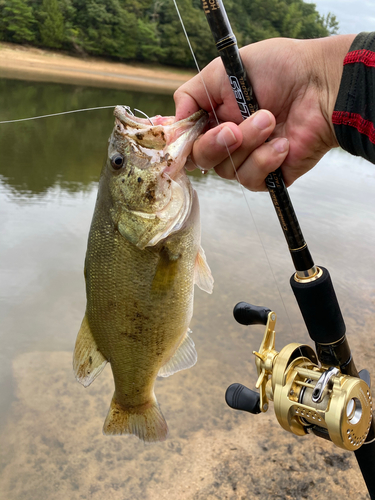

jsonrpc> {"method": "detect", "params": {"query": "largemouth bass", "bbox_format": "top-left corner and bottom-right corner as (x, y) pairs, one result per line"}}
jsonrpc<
(73, 106), (213, 442)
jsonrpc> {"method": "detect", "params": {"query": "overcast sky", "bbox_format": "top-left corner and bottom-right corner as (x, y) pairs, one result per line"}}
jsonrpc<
(310, 0), (375, 35)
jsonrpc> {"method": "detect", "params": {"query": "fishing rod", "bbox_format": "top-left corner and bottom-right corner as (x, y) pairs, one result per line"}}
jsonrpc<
(201, 0), (375, 497)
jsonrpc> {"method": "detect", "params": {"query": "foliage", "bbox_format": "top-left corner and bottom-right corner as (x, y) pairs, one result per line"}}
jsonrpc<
(39, 0), (65, 48)
(0, 0), (339, 67)
(0, 0), (36, 43)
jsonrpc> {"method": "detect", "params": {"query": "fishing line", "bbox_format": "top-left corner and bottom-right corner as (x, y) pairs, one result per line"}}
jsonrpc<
(0, 105), (116, 124)
(0, 18), (295, 333)
(173, 0), (296, 336)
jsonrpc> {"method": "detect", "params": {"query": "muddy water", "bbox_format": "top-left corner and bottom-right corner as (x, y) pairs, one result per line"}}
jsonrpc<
(0, 78), (374, 499)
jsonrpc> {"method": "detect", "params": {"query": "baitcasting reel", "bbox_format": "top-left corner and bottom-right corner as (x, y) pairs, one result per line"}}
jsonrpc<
(226, 303), (373, 451)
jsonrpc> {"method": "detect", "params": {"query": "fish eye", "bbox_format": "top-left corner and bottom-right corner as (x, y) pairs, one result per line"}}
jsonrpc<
(110, 154), (125, 170)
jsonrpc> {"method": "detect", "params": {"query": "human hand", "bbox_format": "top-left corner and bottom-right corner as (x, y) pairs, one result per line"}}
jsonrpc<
(174, 35), (355, 190)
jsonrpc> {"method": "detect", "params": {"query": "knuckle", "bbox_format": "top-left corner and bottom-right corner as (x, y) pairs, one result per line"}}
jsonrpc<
(214, 163), (236, 180)
(251, 147), (273, 172)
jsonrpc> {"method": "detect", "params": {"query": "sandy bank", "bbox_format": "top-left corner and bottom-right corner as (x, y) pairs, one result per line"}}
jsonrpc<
(0, 42), (196, 94)
(0, 350), (369, 500)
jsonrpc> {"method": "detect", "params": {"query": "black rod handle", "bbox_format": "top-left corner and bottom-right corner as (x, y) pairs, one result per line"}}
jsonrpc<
(355, 440), (375, 500)
(201, 0), (314, 273)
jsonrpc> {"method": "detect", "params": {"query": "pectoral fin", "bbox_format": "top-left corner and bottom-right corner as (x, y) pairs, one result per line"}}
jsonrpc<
(158, 329), (197, 378)
(194, 246), (214, 294)
(73, 314), (107, 387)
(151, 246), (180, 293)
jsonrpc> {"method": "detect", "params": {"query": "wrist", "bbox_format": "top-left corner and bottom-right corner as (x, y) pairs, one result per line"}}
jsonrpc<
(318, 35), (356, 145)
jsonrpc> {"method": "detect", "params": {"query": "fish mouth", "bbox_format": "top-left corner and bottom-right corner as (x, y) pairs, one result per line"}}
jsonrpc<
(111, 107), (207, 247)
(113, 106), (208, 179)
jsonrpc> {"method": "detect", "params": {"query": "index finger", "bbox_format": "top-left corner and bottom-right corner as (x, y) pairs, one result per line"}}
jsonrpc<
(174, 73), (202, 121)
(174, 58), (242, 122)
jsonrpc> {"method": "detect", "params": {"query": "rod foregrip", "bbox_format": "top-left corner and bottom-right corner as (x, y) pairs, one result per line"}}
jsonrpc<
(290, 267), (346, 344)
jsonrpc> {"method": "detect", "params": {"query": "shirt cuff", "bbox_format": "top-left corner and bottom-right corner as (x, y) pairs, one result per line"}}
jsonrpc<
(333, 32), (375, 163)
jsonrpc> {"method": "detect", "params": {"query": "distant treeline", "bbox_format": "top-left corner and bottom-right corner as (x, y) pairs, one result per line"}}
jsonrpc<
(0, 0), (338, 67)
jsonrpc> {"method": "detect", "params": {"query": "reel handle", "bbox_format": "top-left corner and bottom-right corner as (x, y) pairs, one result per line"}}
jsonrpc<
(226, 303), (270, 415)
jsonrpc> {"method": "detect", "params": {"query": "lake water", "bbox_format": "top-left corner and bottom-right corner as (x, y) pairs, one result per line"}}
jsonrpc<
(0, 77), (374, 499)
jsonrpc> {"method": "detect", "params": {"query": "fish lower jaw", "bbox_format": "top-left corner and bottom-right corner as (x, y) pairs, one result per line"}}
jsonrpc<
(161, 161), (185, 180)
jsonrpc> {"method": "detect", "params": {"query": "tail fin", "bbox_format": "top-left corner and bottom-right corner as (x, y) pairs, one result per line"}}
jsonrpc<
(103, 394), (168, 442)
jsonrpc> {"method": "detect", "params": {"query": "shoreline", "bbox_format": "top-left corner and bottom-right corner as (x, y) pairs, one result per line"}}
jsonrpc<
(0, 42), (196, 94)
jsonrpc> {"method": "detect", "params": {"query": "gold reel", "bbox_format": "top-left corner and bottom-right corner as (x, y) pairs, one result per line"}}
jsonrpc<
(253, 311), (373, 451)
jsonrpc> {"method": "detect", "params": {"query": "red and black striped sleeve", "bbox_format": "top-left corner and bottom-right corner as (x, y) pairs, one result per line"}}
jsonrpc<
(333, 32), (375, 163)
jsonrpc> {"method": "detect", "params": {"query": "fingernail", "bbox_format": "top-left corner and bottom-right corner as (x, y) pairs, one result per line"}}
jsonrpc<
(217, 126), (237, 147)
(253, 111), (272, 130)
(273, 138), (289, 153)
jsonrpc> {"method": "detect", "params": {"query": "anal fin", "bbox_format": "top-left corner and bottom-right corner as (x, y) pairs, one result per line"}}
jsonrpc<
(158, 329), (197, 378)
(73, 314), (107, 387)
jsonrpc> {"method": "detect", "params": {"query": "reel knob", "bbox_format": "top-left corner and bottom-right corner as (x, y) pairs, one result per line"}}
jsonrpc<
(225, 383), (261, 414)
(233, 302), (271, 326)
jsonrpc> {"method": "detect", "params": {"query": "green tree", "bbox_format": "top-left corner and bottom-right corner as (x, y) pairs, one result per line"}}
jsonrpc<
(283, 1), (337, 38)
(136, 18), (165, 61)
(229, 0), (337, 48)
(70, 0), (138, 58)
(0, 0), (340, 68)
(39, 0), (65, 48)
(156, 0), (217, 67)
(322, 12), (339, 35)
(0, 0), (36, 43)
